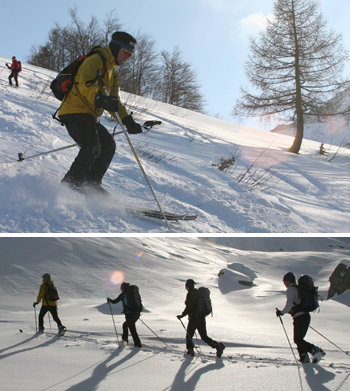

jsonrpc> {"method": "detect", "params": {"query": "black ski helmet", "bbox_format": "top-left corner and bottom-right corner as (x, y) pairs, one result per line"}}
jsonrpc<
(109, 31), (136, 63)
(283, 272), (296, 283)
(185, 279), (196, 288)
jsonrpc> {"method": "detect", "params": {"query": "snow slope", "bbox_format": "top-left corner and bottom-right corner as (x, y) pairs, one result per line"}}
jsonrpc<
(0, 237), (349, 391)
(270, 118), (350, 148)
(0, 57), (349, 233)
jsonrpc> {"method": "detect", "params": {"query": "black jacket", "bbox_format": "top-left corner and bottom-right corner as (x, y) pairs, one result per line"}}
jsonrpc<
(110, 286), (142, 314)
(181, 288), (200, 318)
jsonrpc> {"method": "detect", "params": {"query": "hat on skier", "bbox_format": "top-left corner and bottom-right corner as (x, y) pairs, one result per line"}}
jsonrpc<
(185, 279), (196, 288)
(121, 282), (130, 291)
(283, 272), (296, 283)
(109, 31), (136, 62)
(42, 273), (51, 280)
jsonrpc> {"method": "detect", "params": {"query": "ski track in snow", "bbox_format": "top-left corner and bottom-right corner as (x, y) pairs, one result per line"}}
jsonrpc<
(1, 237), (350, 390)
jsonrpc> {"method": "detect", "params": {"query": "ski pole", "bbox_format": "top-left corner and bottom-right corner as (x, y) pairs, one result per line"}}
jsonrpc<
(48, 312), (52, 330)
(276, 310), (304, 391)
(309, 326), (350, 357)
(34, 305), (38, 333)
(108, 301), (120, 345)
(139, 317), (168, 347)
(96, 74), (170, 230)
(14, 124), (157, 163)
(178, 317), (202, 357)
(16, 130), (126, 162)
(112, 110), (170, 231)
(194, 330), (202, 354)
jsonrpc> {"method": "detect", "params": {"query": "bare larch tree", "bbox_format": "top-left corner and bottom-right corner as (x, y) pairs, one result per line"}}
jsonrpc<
(234, 0), (349, 153)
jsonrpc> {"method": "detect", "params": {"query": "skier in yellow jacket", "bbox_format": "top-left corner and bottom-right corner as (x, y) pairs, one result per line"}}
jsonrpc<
(59, 31), (142, 194)
(33, 273), (65, 334)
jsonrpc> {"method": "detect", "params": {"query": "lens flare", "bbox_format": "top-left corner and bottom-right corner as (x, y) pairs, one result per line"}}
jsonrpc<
(110, 270), (125, 285)
(136, 251), (144, 259)
(321, 115), (347, 135)
(240, 145), (289, 169)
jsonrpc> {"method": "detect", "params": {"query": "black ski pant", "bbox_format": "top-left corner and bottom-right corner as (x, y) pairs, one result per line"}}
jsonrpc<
(39, 306), (62, 329)
(293, 313), (315, 358)
(186, 315), (218, 352)
(122, 312), (141, 347)
(9, 71), (19, 86)
(60, 114), (116, 185)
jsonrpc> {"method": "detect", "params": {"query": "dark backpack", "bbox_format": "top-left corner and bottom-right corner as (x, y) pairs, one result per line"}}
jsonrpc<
(197, 287), (212, 316)
(296, 275), (319, 312)
(45, 283), (60, 302)
(50, 47), (106, 101)
(17, 61), (22, 72)
(126, 285), (143, 312)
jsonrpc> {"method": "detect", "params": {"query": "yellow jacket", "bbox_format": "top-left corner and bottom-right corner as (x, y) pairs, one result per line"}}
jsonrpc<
(36, 280), (58, 307)
(58, 46), (128, 121)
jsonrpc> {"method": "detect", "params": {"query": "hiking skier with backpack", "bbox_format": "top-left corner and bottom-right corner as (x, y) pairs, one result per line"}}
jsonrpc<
(33, 273), (65, 335)
(107, 282), (142, 347)
(57, 31), (142, 194)
(6, 56), (21, 87)
(276, 272), (325, 364)
(177, 279), (225, 358)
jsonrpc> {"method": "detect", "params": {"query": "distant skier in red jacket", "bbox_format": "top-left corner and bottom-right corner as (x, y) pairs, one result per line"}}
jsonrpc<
(6, 56), (21, 87)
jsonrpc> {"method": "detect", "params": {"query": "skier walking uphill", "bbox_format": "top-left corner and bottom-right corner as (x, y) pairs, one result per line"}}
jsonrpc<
(33, 273), (65, 334)
(107, 282), (142, 347)
(58, 31), (143, 194)
(177, 279), (225, 358)
(6, 56), (20, 87)
(276, 272), (325, 363)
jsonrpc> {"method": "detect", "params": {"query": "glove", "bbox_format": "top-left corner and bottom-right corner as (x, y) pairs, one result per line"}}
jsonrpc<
(143, 120), (162, 129)
(33, 302), (37, 307)
(276, 309), (283, 317)
(177, 314), (184, 319)
(107, 297), (111, 303)
(94, 93), (119, 112)
(122, 114), (142, 134)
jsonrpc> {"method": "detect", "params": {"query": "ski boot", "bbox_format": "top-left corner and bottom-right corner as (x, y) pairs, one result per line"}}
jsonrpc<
(312, 347), (326, 364)
(57, 325), (66, 337)
(299, 353), (310, 364)
(216, 342), (225, 358)
(84, 181), (109, 196)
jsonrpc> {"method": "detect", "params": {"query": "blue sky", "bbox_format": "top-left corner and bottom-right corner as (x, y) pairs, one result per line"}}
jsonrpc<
(1, 0), (350, 124)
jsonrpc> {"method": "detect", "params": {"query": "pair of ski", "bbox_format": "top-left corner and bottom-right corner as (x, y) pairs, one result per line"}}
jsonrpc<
(67, 184), (198, 222)
(35, 327), (66, 337)
(127, 208), (198, 222)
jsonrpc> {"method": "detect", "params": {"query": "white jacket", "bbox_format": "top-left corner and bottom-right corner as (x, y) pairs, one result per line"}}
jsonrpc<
(281, 283), (304, 318)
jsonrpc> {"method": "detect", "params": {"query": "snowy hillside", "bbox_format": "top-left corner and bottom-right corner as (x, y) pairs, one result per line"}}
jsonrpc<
(270, 84), (350, 148)
(1, 57), (350, 233)
(270, 119), (350, 148)
(1, 237), (349, 391)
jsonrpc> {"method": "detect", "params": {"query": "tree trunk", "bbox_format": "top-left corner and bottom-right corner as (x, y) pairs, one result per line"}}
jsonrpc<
(288, 112), (303, 153)
(288, 0), (303, 154)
